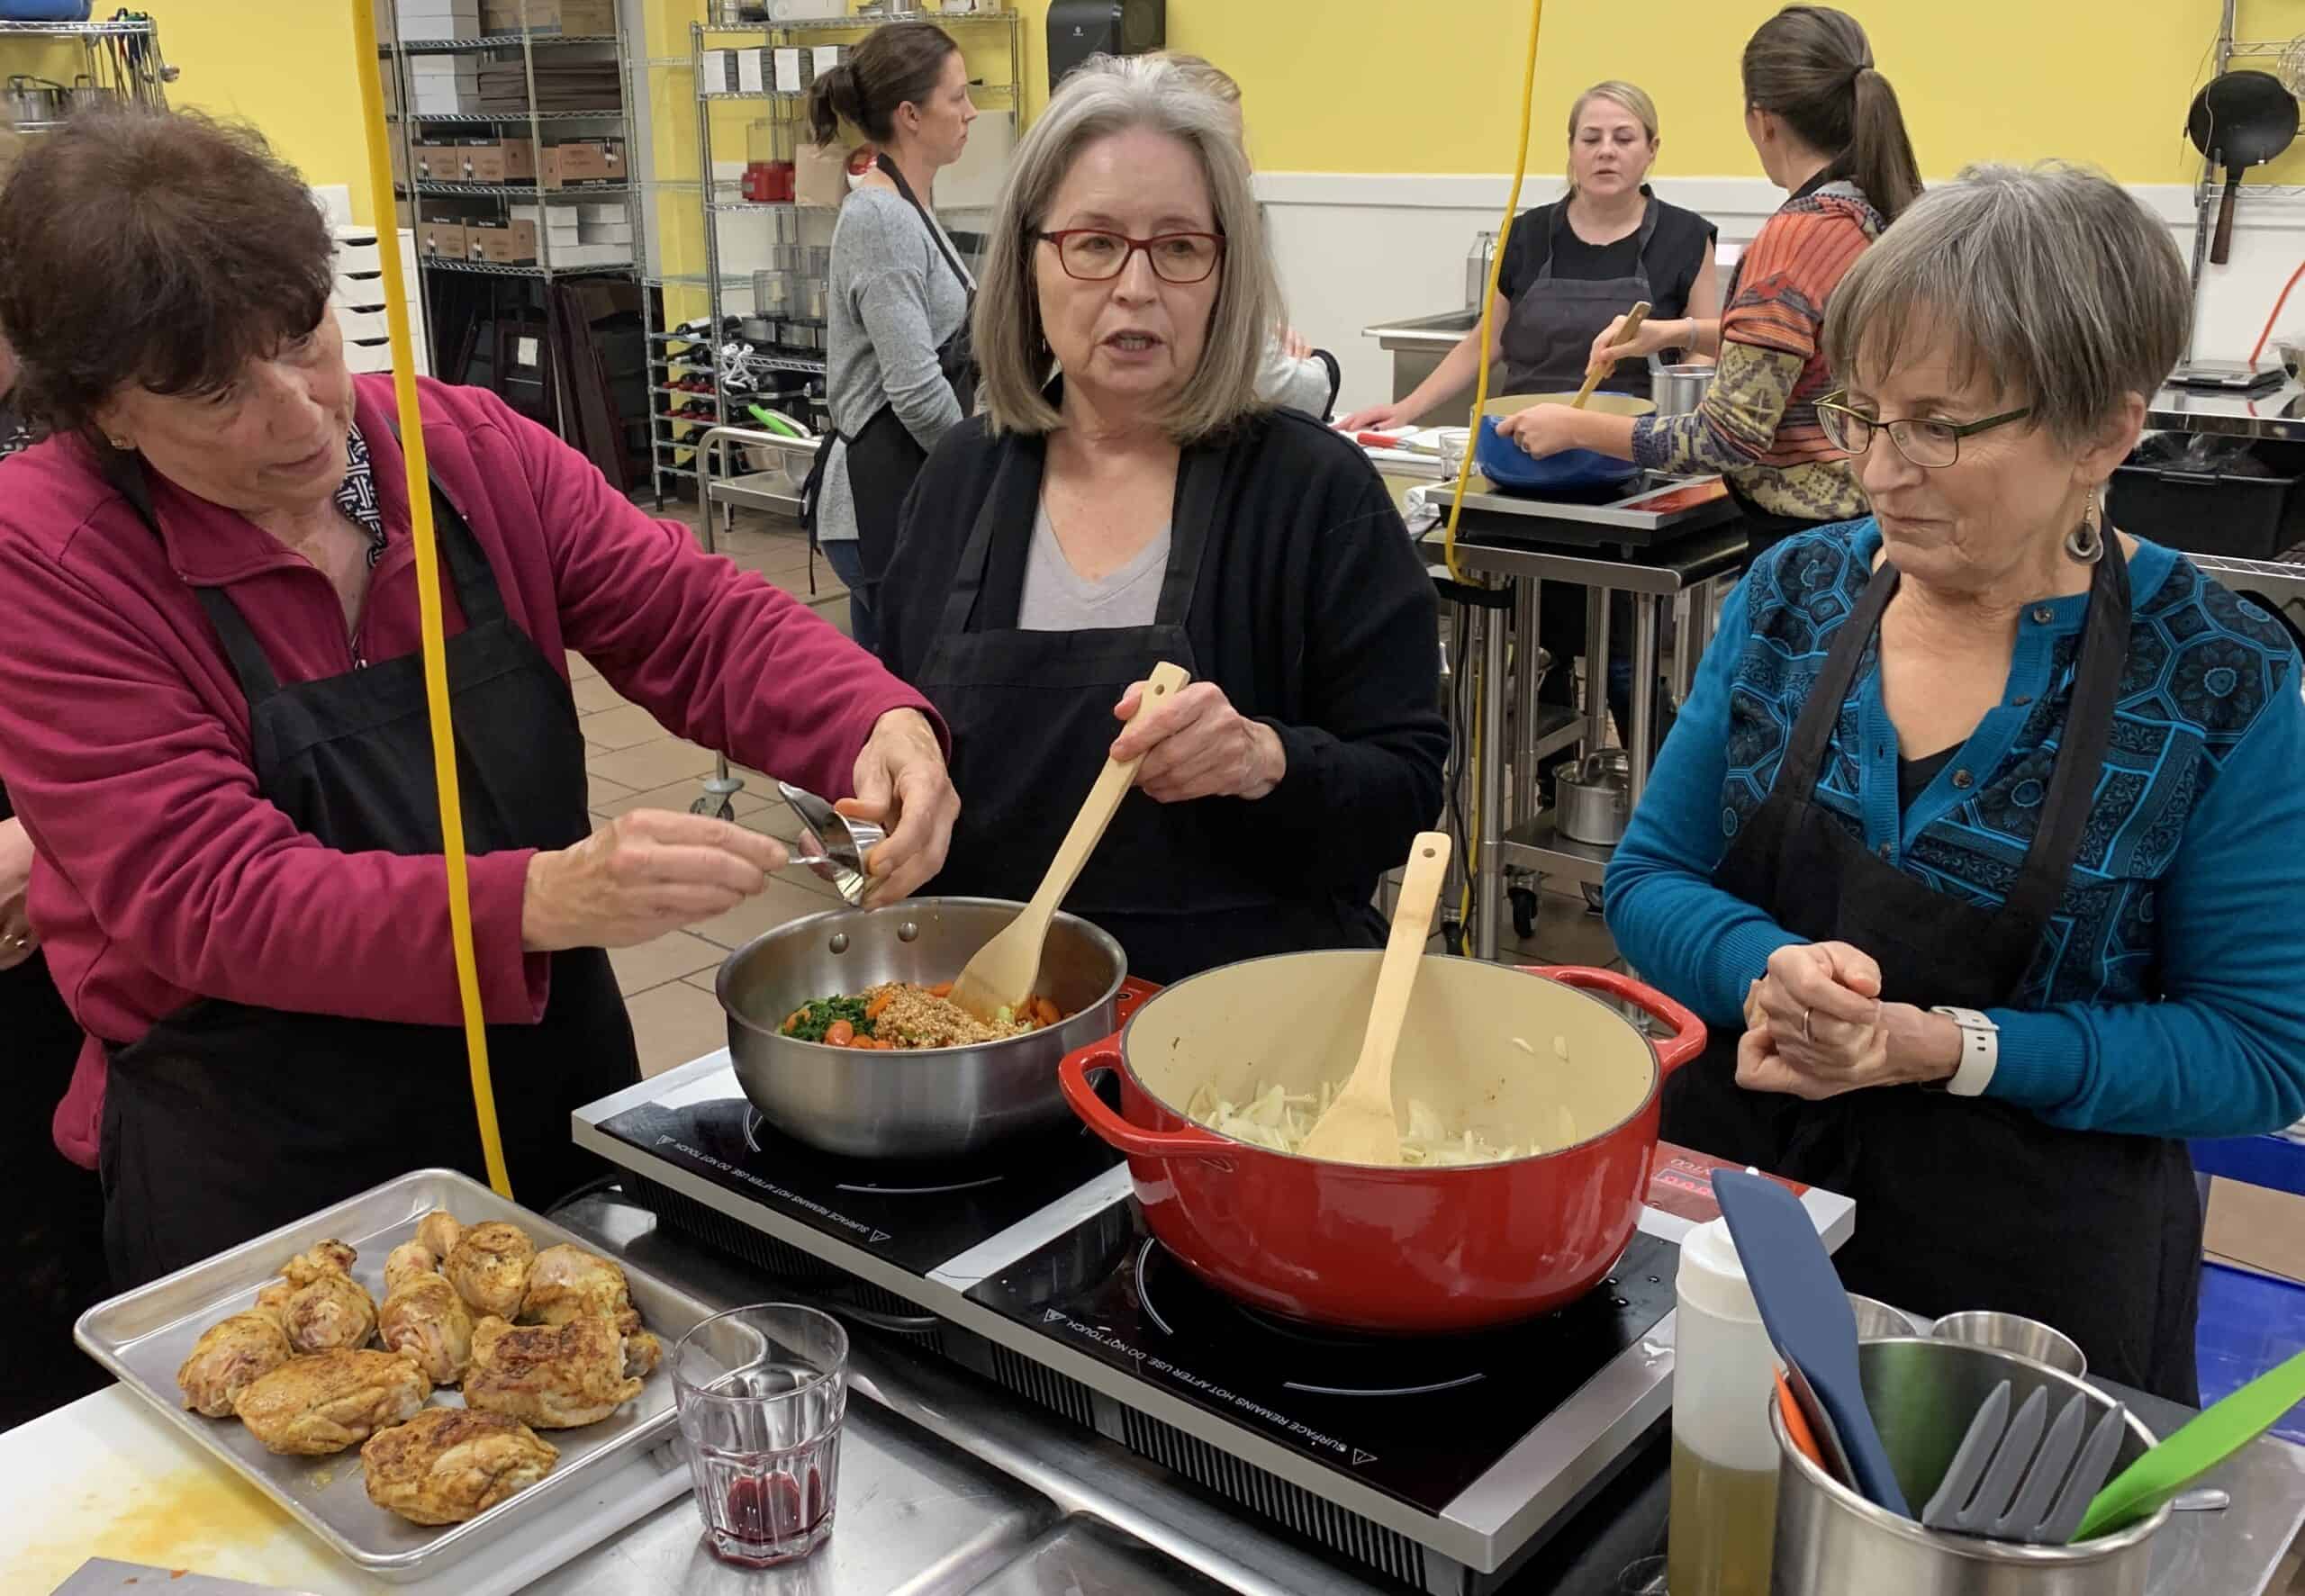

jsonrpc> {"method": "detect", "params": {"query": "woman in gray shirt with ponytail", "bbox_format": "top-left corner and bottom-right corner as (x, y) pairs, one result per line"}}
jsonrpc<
(803, 21), (979, 654)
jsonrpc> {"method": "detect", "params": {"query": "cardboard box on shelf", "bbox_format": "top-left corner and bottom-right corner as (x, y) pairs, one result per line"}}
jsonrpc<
(539, 140), (623, 187)
(411, 140), (467, 180)
(576, 202), (625, 225)
(773, 47), (807, 95)
(398, 4), (481, 42)
(463, 137), (537, 184)
(418, 221), (469, 260)
(737, 48), (766, 96)
(578, 219), (632, 244)
(467, 221), (539, 264)
(480, 0), (614, 35)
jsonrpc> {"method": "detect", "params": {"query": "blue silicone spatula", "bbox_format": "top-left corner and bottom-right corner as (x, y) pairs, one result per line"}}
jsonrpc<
(1713, 1168), (1912, 1517)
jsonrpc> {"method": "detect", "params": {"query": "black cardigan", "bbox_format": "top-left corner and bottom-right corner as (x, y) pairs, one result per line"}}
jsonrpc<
(878, 407), (1450, 939)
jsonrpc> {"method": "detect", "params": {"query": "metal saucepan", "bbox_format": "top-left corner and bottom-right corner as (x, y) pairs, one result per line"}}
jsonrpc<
(2188, 70), (2300, 266)
(1059, 954), (1705, 1333)
(1471, 390), (1650, 494)
(5, 76), (65, 123)
(1555, 748), (1632, 846)
(1652, 362), (1716, 418)
(717, 897), (1151, 1160)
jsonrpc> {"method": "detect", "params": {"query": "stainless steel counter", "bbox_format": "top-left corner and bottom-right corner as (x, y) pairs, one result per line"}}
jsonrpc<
(529, 1194), (1401, 1596)
(2147, 382), (2305, 444)
(1366, 308), (1478, 427)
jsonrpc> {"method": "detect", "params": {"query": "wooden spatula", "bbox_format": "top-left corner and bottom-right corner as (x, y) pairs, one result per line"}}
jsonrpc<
(1296, 831), (1453, 1166)
(1571, 300), (1651, 410)
(946, 662), (1192, 1024)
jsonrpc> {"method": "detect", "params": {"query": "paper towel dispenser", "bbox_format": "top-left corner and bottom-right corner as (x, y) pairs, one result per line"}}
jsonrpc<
(1046, 0), (1165, 92)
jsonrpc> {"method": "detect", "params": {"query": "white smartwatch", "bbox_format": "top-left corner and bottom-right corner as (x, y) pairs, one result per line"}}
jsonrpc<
(1929, 1006), (1999, 1097)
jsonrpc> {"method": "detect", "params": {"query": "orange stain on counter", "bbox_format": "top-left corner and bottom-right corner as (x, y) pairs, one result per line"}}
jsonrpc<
(5, 1464), (368, 1592)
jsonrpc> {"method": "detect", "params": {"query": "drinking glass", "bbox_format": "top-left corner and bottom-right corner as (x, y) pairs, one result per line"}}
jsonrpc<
(673, 1303), (850, 1566)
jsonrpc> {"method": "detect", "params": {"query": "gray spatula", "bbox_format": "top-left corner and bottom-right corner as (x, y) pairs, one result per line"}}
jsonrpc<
(1921, 1379), (2128, 1545)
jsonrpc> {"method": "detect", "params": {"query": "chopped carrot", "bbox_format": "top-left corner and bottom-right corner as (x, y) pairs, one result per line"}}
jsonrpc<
(866, 991), (895, 1023)
(927, 981), (953, 998)
(824, 1019), (854, 1047)
(1031, 996), (1061, 1027)
(781, 1009), (805, 1035)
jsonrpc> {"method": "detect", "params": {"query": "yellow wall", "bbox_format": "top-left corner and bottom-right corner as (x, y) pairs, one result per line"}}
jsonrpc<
(11, 1), (2275, 230)
(0, 3), (375, 219)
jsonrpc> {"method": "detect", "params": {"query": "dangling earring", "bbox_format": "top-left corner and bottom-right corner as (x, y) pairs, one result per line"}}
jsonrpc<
(2064, 486), (2106, 564)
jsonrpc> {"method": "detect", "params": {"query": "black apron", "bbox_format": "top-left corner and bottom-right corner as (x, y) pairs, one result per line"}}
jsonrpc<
(98, 459), (640, 1288)
(1659, 542), (2205, 1402)
(908, 438), (1383, 985)
(801, 155), (978, 597)
(1499, 197), (1659, 401)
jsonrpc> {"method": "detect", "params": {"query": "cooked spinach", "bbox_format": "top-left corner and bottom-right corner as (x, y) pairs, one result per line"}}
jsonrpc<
(782, 994), (875, 1042)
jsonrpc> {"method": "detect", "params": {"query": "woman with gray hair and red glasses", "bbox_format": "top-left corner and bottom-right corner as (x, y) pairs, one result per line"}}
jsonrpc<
(876, 55), (1447, 986)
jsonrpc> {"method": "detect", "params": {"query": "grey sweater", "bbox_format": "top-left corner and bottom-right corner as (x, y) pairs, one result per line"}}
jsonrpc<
(818, 185), (972, 546)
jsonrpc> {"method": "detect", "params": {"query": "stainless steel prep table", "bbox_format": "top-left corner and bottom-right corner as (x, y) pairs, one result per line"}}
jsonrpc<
(2148, 381), (2305, 444)
(1366, 309), (1479, 427)
(528, 1192), (1405, 1596)
(1418, 501), (1747, 960)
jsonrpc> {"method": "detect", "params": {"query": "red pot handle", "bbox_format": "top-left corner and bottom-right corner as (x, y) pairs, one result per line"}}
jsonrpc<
(1524, 964), (1707, 1074)
(1058, 1037), (1237, 1161)
(1114, 976), (1160, 1024)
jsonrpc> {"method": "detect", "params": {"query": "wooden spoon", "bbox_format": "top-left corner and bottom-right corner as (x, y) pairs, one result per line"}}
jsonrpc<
(946, 662), (1192, 1024)
(1296, 831), (1453, 1166)
(1571, 300), (1651, 410)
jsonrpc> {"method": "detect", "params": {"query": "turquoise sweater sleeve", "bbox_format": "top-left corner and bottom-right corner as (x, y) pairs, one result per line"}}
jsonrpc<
(1604, 577), (1805, 1028)
(1605, 574), (2305, 1139)
(1987, 687), (2305, 1137)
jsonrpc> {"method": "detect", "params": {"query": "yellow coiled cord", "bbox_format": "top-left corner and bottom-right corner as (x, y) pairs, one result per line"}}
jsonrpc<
(1450, 0), (1547, 936)
(348, 0), (511, 1197)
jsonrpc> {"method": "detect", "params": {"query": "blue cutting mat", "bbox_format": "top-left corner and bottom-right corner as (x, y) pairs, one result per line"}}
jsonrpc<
(2196, 1259), (2305, 1446)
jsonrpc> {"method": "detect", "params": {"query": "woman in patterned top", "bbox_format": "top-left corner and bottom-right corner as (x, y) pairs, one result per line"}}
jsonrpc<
(1604, 163), (2305, 1401)
(1497, 5), (1921, 557)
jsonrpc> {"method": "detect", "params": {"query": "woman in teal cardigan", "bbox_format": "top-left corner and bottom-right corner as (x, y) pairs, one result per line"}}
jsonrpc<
(1603, 163), (2305, 1401)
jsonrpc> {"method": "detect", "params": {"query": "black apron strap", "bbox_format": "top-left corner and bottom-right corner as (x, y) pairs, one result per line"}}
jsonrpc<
(876, 151), (974, 294)
(2000, 546), (2131, 930)
(936, 432), (1222, 639)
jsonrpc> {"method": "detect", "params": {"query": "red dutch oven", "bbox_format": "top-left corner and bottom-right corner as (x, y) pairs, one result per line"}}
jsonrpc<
(1058, 953), (1704, 1335)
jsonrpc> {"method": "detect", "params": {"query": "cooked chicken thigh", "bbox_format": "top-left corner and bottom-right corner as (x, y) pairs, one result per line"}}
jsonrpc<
(415, 1209), (463, 1261)
(463, 1314), (646, 1429)
(260, 1238), (378, 1355)
(232, 1349), (431, 1456)
(377, 1249), (476, 1385)
(385, 1240), (438, 1292)
(176, 1311), (294, 1418)
(520, 1244), (640, 1333)
(444, 1222), (536, 1320)
(361, 1407), (557, 1524)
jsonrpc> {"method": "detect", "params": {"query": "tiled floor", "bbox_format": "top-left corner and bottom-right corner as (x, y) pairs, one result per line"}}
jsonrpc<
(579, 505), (857, 1077)
(592, 500), (1622, 1079)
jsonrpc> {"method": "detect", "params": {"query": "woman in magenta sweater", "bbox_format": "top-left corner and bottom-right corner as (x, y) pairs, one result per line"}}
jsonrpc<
(0, 110), (958, 1285)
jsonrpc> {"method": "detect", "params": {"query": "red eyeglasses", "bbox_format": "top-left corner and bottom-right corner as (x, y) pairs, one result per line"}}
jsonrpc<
(1036, 228), (1225, 284)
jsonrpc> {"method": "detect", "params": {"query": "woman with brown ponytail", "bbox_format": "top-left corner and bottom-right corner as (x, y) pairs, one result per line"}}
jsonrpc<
(802, 21), (980, 653)
(1498, 5), (1922, 558)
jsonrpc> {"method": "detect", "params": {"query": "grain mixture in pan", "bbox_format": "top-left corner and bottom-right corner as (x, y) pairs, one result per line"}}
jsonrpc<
(782, 981), (1068, 1050)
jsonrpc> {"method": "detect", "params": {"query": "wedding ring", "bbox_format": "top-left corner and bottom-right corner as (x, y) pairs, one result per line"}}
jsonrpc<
(1802, 1005), (1814, 1045)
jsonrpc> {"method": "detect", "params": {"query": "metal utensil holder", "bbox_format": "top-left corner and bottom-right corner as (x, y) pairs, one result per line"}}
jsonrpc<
(691, 423), (827, 820)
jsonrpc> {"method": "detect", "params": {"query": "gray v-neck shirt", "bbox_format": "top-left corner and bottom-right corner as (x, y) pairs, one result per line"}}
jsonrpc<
(1017, 500), (1171, 631)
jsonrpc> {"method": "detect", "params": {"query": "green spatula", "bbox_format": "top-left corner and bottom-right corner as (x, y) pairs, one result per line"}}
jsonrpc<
(2071, 1348), (2305, 1541)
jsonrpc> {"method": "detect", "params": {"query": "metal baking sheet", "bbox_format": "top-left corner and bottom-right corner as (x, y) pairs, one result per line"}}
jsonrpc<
(74, 1168), (714, 1583)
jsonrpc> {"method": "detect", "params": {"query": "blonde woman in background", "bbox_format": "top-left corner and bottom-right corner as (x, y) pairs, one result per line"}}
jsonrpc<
(1340, 79), (1720, 431)
(1152, 52), (1334, 417)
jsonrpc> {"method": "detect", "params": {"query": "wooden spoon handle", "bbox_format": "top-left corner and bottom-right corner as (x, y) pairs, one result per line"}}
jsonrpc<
(1575, 301), (1652, 409)
(1346, 832), (1453, 1094)
(1023, 662), (1191, 920)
